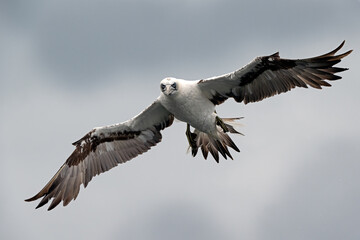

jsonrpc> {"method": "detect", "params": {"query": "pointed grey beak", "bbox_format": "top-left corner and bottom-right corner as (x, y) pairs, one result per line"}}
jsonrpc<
(164, 85), (174, 96)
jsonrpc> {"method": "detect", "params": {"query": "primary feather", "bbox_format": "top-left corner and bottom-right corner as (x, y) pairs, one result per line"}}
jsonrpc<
(26, 41), (351, 210)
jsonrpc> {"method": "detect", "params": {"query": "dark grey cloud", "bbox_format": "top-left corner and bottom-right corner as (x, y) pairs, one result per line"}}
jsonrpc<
(1, 1), (359, 240)
(1, 0), (358, 88)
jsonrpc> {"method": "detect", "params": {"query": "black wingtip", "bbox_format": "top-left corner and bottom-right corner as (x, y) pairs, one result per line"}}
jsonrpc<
(341, 49), (353, 58)
(317, 40), (351, 58)
(330, 40), (345, 56)
(271, 52), (280, 57)
(24, 194), (40, 202)
(191, 147), (198, 157)
(47, 205), (56, 211)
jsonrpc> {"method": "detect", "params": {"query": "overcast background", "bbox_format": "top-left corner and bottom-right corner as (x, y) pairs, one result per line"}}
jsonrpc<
(1, 0), (359, 239)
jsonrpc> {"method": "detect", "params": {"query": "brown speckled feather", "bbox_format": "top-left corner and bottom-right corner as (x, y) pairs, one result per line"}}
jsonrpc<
(25, 101), (174, 210)
(198, 41), (352, 105)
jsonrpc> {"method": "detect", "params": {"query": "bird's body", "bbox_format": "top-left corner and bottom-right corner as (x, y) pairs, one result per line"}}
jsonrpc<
(158, 78), (217, 134)
(25, 41), (352, 210)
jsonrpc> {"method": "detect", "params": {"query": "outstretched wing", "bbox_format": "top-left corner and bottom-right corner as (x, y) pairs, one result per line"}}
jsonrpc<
(25, 100), (174, 210)
(198, 41), (352, 105)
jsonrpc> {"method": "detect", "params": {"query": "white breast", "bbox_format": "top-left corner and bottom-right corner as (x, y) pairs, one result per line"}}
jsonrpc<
(159, 79), (217, 134)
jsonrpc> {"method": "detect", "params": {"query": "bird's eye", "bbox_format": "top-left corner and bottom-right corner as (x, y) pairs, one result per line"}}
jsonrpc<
(160, 83), (166, 91)
(171, 82), (177, 89)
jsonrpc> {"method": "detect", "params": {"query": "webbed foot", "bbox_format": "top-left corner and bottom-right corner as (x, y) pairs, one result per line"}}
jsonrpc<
(186, 123), (198, 156)
(215, 116), (229, 133)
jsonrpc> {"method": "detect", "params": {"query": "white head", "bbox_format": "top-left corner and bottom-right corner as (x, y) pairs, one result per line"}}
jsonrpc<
(160, 77), (179, 96)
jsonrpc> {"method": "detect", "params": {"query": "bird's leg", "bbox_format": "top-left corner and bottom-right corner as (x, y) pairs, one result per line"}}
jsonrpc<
(186, 123), (197, 149)
(186, 123), (199, 157)
(216, 116), (229, 133)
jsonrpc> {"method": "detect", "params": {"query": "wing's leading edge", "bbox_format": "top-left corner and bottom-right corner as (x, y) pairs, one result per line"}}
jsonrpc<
(25, 100), (174, 210)
(198, 41), (352, 105)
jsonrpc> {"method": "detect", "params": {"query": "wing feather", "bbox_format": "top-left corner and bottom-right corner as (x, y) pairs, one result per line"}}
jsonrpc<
(198, 41), (352, 105)
(25, 100), (174, 210)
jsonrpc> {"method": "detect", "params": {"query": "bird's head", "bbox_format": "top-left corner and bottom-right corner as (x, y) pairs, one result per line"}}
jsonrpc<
(160, 77), (178, 96)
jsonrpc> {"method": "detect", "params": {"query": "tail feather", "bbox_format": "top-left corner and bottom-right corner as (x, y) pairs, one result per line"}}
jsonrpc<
(221, 117), (244, 135)
(208, 138), (220, 162)
(188, 118), (243, 162)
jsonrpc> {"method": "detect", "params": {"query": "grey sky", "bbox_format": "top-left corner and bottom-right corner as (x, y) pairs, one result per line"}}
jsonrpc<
(1, 0), (360, 239)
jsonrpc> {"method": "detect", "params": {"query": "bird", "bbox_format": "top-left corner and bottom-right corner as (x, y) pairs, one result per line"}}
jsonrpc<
(25, 41), (352, 210)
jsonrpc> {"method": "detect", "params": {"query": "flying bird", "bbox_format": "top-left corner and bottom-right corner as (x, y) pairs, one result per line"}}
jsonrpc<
(26, 41), (352, 210)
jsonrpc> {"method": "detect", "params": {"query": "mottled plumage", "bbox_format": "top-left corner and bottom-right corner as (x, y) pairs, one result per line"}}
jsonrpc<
(26, 41), (351, 210)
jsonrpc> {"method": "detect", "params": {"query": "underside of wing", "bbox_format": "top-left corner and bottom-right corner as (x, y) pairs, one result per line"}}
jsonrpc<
(25, 100), (174, 210)
(198, 41), (352, 105)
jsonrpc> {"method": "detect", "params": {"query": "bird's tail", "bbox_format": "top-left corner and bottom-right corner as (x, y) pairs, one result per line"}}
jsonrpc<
(187, 118), (244, 162)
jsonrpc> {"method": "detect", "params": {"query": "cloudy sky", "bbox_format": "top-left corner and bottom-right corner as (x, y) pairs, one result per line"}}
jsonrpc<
(1, 0), (359, 239)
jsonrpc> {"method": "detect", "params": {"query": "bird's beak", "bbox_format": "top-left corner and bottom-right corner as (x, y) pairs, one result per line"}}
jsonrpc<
(164, 86), (173, 96)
